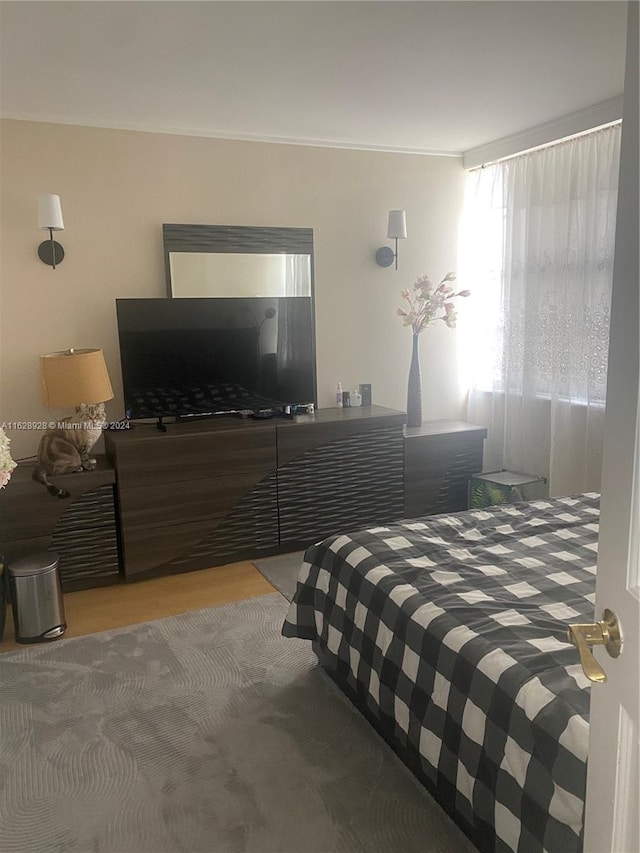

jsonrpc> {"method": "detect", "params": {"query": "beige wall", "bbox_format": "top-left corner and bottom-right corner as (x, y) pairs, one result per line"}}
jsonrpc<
(0, 119), (467, 459)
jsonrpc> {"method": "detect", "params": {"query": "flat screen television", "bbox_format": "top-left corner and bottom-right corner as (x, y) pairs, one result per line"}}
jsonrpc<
(116, 297), (316, 421)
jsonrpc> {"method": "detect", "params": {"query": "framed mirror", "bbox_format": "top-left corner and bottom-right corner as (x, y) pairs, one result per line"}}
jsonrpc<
(163, 224), (314, 299)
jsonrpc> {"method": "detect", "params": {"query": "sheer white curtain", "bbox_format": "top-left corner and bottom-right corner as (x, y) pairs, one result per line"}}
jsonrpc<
(459, 124), (621, 496)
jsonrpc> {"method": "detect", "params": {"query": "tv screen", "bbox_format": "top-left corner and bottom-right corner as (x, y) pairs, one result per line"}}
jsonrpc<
(116, 297), (316, 420)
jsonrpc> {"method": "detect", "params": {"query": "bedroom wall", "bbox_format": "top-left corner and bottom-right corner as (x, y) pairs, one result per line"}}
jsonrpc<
(0, 119), (467, 459)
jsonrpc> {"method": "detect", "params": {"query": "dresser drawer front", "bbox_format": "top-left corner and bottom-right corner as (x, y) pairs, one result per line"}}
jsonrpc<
(278, 425), (404, 547)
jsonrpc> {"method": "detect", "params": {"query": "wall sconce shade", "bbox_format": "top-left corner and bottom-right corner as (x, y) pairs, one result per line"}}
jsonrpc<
(41, 348), (114, 408)
(387, 210), (407, 240)
(38, 195), (64, 231)
(37, 194), (65, 269)
(376, 209), (407, 269)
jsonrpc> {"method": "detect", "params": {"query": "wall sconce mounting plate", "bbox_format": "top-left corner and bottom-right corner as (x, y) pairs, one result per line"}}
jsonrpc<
(375, 246), (396, 268)
(38, 239), (65, 268)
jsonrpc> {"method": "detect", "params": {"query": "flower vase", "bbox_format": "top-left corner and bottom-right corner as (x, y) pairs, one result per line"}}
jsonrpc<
(406, 333), (422, 428)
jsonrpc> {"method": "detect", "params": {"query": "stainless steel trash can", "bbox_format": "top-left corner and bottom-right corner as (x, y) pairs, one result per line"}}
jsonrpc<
(8, 552), (66, 643)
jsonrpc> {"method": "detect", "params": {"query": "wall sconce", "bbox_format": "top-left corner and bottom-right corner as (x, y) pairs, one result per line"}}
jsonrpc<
(37, 194), (65, 269)
(41, 348), (114, 409)
(375, 210), (407, 270)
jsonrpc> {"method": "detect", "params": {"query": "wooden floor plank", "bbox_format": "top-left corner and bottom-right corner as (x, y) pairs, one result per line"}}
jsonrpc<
(0, 561), (276, 654)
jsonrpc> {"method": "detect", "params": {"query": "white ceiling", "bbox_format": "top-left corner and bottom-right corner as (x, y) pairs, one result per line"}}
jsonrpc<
(0, 1), (627, 156)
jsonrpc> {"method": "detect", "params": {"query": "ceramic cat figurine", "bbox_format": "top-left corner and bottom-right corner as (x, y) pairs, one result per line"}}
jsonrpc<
(32, 403), (106, 498)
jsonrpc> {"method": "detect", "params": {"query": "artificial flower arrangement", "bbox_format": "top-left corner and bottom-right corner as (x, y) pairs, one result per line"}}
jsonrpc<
(396, 271), (470, 333)
(0, 426), (17, 489)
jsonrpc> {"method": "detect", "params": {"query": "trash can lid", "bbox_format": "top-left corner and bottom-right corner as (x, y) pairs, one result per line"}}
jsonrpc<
(9, 552), (60, 577)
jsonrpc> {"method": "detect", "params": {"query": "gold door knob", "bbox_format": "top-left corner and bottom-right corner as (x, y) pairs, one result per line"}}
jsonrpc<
(566, 609), (622, 683)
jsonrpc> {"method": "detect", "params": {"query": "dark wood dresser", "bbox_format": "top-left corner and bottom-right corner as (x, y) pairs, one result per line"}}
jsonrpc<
(105, 405), (406, 582)
(0, 413), (487, 590)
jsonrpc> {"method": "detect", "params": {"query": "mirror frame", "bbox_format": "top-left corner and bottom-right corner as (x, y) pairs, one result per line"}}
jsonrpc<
(162, 223), (315, 298)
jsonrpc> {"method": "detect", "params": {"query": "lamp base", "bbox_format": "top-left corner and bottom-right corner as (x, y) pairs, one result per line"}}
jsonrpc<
(38, 240), (65, 268)
(375, 245), (395, 268)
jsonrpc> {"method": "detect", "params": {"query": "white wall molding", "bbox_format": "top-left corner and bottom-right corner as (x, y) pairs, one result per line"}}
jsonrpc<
(463, 96), (624, 170)
(0, 114), (463, 159)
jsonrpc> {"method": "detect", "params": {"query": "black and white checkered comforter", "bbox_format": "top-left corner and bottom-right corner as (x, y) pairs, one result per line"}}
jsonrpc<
(282, 493), (599, 853)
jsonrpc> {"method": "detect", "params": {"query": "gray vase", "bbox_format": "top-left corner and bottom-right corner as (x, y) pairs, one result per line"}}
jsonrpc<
(406, 333), (422, 427)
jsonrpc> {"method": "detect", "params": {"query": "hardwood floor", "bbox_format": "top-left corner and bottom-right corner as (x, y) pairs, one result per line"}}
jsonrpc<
(0, 561), (276, 654)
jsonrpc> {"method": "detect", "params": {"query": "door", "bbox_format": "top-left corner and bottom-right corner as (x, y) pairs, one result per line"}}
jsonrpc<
(583, 4), (639, 851)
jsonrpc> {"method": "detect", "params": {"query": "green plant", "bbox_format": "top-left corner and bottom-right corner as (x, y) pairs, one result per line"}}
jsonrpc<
(470, 481), (509, 509)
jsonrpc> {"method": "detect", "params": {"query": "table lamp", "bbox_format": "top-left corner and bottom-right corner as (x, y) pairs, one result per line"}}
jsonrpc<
(41, 348), (114, 410)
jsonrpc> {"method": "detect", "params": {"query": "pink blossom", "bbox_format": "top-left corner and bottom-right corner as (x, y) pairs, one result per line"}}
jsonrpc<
(397, 272), (470, 335)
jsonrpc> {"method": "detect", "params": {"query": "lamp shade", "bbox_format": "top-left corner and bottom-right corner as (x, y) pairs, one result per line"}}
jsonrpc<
(41, 348), (114, 408)
(387, 210), (407, 240)
(38, 194), (64, 231)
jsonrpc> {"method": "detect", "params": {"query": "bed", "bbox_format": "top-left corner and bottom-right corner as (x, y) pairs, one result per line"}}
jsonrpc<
(282, 493), (599, 853)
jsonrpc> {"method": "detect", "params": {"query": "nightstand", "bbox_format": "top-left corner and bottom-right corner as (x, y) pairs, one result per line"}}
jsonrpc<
(0, 455), (121, 591)
(404, 420), (487, 517)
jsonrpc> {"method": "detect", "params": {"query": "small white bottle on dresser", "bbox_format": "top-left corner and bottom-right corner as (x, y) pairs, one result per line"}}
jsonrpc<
(336, 382), (343, 407)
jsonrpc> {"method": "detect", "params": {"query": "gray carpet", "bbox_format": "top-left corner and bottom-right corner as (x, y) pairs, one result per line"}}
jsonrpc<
(253, 551), (305, 601)
(0, 593), (474, 853)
